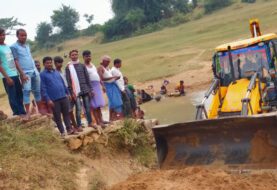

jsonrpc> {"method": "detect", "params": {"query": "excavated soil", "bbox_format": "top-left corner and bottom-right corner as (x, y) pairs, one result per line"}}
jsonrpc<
(109, 167), (277, 190)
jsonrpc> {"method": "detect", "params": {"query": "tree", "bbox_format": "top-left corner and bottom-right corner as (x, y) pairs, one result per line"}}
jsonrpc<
(0, 17), (24, 34)
(84, 14), (94, 24)
(192, 0), (198, 8)
(35, 22), (53, 46)
(204, 0), (232, 13)
(51, 4), (79, 36)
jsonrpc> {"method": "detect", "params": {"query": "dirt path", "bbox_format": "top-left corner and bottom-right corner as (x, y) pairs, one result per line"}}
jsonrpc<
(76, 167), (90, 190)
(110, 167), (277, 190)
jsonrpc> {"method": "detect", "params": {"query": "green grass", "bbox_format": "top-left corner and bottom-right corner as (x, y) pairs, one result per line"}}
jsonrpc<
(33, 0), (277, 84)
(109, 119), (156, 167)
(0, 124), (81, 190)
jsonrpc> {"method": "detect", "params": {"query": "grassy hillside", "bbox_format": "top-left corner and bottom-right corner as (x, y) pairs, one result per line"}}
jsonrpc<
(1, 0), (277, 96)
(33, 0), (277, 82)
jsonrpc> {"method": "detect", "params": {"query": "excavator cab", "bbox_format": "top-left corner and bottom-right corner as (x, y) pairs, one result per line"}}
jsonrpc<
(152, 20), (277, 169)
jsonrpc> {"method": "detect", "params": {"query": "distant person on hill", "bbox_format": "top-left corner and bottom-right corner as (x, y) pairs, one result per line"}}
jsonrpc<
(10, 29), (42, 117)
(98, 55), (123, 121)
(54, 56), (78, 131)
(65, 49), (93, 131)
(40, 56), (76, 137)
(34, 60), (41, 72)
(176, 80), (185, 96)
(111, 58), (132, 117)
(0, 28), (26, 116)
(124, 76), (137, 117)
(83, 50), (106, 128)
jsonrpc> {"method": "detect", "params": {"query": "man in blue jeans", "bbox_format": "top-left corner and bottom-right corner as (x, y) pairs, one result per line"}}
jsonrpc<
(10, 29), (42, 117)
(0, 28), (26, 116)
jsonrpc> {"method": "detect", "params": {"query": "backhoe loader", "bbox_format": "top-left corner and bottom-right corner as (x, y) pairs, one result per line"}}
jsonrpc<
(153, 19), (277, 169)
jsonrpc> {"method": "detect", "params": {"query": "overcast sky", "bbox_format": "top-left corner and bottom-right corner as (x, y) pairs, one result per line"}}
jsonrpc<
(0, 0), (113, 44)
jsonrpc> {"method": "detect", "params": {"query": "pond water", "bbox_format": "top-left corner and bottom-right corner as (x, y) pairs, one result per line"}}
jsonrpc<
(141, 91), (210, 124)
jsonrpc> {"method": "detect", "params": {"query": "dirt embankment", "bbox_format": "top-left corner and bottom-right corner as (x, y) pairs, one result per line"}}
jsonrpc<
(110, 167), (277, 190)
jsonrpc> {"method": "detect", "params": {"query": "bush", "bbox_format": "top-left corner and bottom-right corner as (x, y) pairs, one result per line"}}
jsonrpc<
(204, 0), (232, 13)
(109, 119), (156, 167)
(241, 0), (256, 3)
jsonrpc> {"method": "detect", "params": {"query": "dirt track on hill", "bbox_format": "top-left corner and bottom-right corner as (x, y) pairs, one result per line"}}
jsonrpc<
(109, 167), (277, 190)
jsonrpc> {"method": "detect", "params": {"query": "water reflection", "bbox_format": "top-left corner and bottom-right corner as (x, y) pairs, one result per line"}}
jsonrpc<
(141, 91), (209, 124)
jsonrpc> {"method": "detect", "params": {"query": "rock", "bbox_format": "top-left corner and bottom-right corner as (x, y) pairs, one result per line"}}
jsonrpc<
(67, 138), (83, 150)
(82, 136), (94, 146)
(91, 133), (100, 141)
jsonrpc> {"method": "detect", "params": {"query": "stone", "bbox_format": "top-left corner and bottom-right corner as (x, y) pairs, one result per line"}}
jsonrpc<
(83, 136), (94, 146)
(91, 133), (101, 141)
(67, 138), (83, 150)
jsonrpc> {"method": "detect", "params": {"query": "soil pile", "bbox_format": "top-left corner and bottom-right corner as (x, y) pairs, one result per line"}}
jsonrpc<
(110, 167), (277, 190)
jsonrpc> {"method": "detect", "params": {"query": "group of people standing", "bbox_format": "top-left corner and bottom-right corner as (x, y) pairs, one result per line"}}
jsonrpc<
(0, 28), (137, 137)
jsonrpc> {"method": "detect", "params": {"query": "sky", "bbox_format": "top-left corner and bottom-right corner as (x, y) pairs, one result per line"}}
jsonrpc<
(0, 0), (114, 44)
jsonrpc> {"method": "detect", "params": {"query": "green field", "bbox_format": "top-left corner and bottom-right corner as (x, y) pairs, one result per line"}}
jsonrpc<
(1, 0), (277, 95)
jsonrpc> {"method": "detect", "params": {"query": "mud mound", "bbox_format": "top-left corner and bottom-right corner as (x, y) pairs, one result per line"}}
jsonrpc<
(110, 167), (277, 190)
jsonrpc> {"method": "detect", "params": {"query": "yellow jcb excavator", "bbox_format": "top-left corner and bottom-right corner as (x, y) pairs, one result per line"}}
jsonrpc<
(152, 19), (277, 169)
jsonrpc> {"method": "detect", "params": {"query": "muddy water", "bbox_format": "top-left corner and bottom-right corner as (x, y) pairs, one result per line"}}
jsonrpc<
(141, 91), (209, 124)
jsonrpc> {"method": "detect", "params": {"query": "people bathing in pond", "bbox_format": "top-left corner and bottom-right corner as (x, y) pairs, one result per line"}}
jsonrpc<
(98, 55), (123, 121)
(160, 85), (167, 95)
(83, 50), (106, 128)
(175, 80), (186, 96)
(140, 89), (152, 104)
(40, 56), (76, 137)
(65, 49), (93, 131)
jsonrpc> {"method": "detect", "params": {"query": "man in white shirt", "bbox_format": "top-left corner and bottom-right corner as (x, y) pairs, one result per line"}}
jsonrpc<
(111, 58), (125, 92)
(111, 59), (132, 117)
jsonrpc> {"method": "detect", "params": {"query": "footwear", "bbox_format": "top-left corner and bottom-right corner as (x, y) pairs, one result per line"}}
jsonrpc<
(88, 124), (98, 130)
(67, 129), (78, 135)
(100, 123), (108, 129)
(102, 121), (110, 124)
(61, 133), (66, 138)
(76, 127), (83, 132)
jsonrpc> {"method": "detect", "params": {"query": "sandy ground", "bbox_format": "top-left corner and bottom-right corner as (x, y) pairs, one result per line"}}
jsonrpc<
(110, 167), (277, 190)
(135, 61), (213, 95)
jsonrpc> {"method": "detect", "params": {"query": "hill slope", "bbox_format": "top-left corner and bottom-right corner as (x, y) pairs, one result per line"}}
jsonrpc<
(33, 0), (277, 83)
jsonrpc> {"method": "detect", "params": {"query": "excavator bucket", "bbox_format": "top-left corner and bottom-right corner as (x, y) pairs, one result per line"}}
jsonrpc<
(152, 113), (277, 169)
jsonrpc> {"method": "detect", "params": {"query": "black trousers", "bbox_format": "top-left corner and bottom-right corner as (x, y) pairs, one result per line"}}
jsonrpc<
(52, 97), (72, 134)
